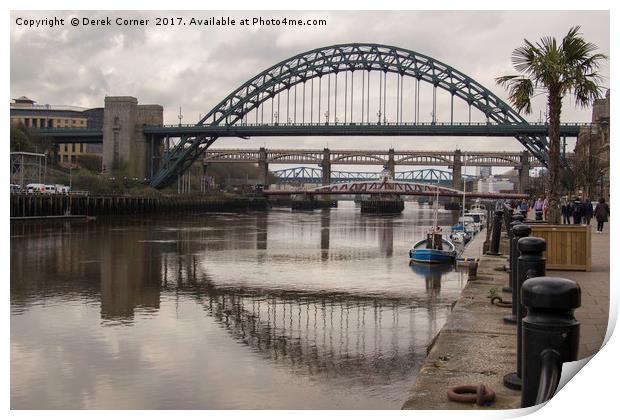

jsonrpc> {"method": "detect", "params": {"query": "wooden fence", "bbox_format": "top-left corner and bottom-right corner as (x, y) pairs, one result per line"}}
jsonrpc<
(529, 224), (591, 271)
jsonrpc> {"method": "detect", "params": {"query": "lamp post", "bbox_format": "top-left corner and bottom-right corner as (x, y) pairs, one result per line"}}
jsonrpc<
(68, 164), (72, 215)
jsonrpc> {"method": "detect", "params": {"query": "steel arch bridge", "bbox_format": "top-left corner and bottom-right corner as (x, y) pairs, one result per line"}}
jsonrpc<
(150, 43), (551, 188)
(271, 167), (475, 185)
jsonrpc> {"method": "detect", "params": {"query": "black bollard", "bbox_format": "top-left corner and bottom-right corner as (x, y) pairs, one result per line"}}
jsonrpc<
(513, 213), (525, 224)
(521, 277), (580, 407)
(487, 210), (504, 256)
(503, 236), (546, 390)
(468, 261), (478, 280)
(503, 207), (514, 234)
(504, 216), (523, 278)
(503, 217), (521, 278)
(504, 224), (532, 324)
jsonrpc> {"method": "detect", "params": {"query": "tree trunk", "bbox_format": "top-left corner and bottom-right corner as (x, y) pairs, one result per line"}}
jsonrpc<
(547, 88), (562, 224)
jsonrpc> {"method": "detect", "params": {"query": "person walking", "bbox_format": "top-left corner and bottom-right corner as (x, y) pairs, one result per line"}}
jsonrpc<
(519, 199), (529, 218)
(572, 198), (583, 225)
(543, 197), (549, 221)
(595, 198), (610, 233)
(534, 196), (544, 220)
(561, 200), (573, 224)
(584, 198), (594, 225)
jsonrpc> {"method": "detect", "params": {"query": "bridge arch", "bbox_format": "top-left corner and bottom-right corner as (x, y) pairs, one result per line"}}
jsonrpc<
(396, 155), (452, 165)
(331, 153), (387, 165)
(269, 152), (322, 164)
(463, 156), (520, 166)
(152, 43), (548, 188)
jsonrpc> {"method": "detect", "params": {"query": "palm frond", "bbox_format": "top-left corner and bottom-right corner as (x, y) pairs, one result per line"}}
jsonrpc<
(495, 76), (534, 114)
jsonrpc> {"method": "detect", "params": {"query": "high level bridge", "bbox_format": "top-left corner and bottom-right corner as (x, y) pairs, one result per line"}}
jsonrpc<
(204, 147), (548, 192)
(35, 43), (586, 189)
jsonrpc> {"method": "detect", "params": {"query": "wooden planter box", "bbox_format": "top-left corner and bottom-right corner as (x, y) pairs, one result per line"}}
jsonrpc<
(528, 224), (591, 271)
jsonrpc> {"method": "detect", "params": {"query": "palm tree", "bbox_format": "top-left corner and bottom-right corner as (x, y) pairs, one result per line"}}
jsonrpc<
(496, 26), (607, 223)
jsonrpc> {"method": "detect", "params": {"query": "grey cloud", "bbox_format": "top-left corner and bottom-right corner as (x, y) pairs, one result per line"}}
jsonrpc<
(10, 10), (609, 153)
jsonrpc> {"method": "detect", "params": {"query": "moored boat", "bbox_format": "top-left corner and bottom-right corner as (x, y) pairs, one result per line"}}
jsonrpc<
(409, 230), (457, 263)
(409, 185), (457, 264)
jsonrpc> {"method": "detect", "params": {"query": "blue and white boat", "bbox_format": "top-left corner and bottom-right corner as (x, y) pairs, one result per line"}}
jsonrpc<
(409, 186), (457, 264)
(409, 231), (457, 264)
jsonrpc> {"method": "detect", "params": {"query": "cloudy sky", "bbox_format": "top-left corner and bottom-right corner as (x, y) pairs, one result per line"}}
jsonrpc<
(10, 10), (610, 172)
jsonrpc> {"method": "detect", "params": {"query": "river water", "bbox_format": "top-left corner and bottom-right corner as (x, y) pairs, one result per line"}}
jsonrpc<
(11, 201), (466, 409)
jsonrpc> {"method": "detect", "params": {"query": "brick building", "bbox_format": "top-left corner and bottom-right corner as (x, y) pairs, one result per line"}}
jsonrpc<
(10, 96), (103, 167)
(573, 90), (610, 201)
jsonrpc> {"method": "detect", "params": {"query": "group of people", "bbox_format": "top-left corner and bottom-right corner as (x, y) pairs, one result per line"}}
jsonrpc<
(513, 196), (550, 221)
(561, 197), (610, 233)
(507, 195), (610, 233)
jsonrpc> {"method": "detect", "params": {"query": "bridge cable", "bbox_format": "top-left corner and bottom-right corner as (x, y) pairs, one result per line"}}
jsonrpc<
(302, 80), (305, 124)
(400, 73), (404, 123)
(451, 93), (454, 124)
(327, 74), (330, 123)
(383, 72), (387, 123)
(378, 72), (382, 122)
(366, 69), (370, 123)
(310, 78), (314, 124)
(287, 88), (290, 124)
(349, 70), (353, 124)
(334, 72), (338, 124)
(433, 85), (437, 123)
(344, 71), (348, 124)
(396, 71), (400, 124)
(361, 71), (365, 124)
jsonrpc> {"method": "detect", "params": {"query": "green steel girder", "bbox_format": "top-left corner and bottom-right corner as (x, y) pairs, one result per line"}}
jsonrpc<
(143, 122), (583, 138)
(151, 43), (553, 189)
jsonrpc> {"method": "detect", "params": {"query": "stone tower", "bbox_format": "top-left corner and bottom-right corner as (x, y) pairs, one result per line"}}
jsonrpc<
(102, 96), (163, 179)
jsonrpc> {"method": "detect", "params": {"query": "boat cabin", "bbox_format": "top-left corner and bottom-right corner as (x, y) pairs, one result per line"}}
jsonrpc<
(426, 232), (444, 250)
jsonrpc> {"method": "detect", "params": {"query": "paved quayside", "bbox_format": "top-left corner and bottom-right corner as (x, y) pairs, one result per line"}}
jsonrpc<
(402, 222), (610, 409)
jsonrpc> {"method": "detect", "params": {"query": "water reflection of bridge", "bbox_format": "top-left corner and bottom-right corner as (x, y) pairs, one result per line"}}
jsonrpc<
(11, 214), (462, 383)
(169, 274), (444, 383)
(158, 243), (460, 383)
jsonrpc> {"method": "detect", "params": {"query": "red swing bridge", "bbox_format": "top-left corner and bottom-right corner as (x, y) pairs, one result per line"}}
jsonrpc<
(262, 179), (528, 200)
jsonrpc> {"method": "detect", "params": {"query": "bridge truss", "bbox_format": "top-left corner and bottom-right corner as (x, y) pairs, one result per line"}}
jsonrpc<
(149, 43), (557, 188)
(204, 148), (545, 167)
(264, 180), (527, 200)
(271, 167), (475, 185)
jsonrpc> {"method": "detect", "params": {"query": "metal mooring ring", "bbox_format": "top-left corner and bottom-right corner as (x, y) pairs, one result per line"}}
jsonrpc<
(491, 296), (512, 308)
(447, 384), (496, 405)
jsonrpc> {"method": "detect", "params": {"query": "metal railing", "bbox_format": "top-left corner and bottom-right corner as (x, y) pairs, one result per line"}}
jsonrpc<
(153, 121), (590, 129)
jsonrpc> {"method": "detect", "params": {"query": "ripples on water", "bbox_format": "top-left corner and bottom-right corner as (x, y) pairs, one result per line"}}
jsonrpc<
(11, 202), (466, 409)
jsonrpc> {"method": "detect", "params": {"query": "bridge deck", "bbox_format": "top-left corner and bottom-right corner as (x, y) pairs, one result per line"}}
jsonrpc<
(144, 122), (584, 137)
(36, 121), (585, 143)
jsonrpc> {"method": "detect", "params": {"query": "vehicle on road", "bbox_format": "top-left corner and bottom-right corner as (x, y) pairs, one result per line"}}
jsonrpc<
(26, 183), (46, 194)
(44, 185), (58, 194)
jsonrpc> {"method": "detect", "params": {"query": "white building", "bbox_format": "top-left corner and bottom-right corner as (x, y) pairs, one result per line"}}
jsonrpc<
(477, 177), (514, 193)
(477, 166), (492, 178)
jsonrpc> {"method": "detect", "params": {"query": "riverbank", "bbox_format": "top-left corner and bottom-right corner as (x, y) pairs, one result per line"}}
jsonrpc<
(402, 235), (522, 410)
(402, 221), (610, 409)
(9, 193), (268, 218)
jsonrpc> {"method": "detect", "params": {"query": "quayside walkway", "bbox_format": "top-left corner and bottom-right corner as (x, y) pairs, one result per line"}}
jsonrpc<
(402, 222), (610, 409)
(563, 223), (610, 358)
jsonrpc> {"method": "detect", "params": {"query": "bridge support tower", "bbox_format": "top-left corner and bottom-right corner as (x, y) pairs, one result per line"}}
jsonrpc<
(452, 149), (462, 191)
(259, 147), (269, 188)
(388, 148), (396, 178)
(103, 96), (163, 180)
(321, 148), (331, 185)
(518, 151), (531, 194)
